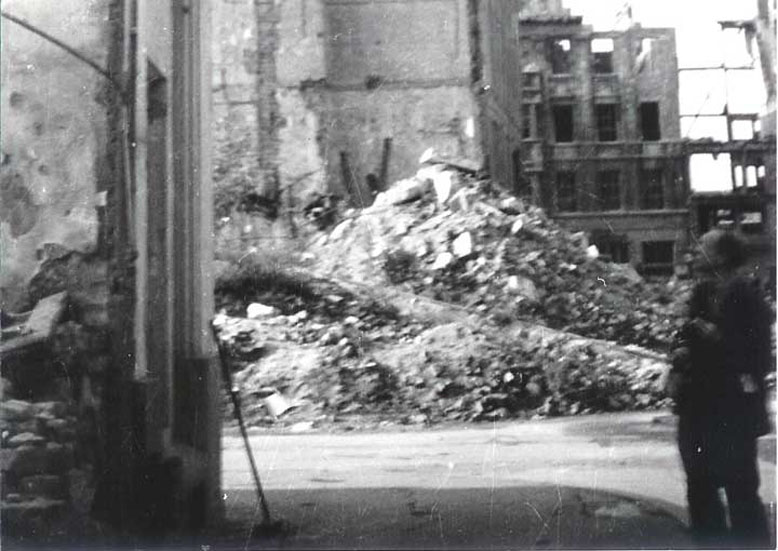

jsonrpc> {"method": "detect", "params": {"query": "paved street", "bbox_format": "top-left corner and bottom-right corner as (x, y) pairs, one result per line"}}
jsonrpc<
(219, 412), (776, 549)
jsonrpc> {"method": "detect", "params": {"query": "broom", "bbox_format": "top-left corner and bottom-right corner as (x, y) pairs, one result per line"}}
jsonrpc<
(211, 321), (291, 539)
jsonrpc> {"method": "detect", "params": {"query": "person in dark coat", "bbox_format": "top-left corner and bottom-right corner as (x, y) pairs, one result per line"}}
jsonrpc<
(667, 229), (773, 548)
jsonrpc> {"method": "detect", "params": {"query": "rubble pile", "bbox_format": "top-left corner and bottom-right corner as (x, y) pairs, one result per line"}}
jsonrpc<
(308, 160), (688, 351)
(214, 153), (687, 428)
(214, 280), (669, 428)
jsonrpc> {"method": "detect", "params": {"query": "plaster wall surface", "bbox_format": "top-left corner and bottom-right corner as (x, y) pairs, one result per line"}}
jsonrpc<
(325, 86), (479, 201)
(0, 0), (110, 308)
(323, 0), (470, 86)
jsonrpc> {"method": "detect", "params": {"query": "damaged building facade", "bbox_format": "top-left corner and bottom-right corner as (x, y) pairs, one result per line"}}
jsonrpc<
(1, 0), (220, 541)
(517, 7), (689, 273)
(682, 14), (776, 285)
(517, 2), (776, 277)
(212, 0), (524, 247)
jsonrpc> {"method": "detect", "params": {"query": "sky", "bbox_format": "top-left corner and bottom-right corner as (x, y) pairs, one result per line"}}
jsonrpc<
(562, 0), (768, 191)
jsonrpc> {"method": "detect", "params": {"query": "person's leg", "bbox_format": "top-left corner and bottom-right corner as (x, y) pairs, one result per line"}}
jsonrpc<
(724, 437), (771, 549)
(686, 475), (728, 546)
(679, 417), (728, 546)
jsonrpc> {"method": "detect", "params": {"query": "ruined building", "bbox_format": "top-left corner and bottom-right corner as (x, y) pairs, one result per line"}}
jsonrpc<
(517, 7), (689, 274)
(212, 0), (524, 242)
(1, 0), (220, 541)
(683, 14), (776, 285)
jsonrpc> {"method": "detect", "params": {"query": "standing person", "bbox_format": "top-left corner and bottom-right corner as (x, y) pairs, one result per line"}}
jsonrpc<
(667, 229), (773, 548)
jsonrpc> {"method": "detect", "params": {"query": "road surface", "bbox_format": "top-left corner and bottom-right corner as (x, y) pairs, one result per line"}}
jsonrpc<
(219, 412), (776, 549)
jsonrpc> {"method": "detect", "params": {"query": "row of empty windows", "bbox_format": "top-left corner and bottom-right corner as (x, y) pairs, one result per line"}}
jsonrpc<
(589, 232), (675, 272)
(549, 37), (654, 75)
(543, 102), (660, 143)
(555, 169), (667, 212)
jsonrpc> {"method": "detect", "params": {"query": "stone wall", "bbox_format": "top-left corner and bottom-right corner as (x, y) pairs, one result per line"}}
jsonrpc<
(0, 0), (110, 311)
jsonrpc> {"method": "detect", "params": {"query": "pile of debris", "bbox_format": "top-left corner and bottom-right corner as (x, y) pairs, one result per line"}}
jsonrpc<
(214, 279), (669, 429)
(307, 151), (689, 352)
(214, 150), (689, 429)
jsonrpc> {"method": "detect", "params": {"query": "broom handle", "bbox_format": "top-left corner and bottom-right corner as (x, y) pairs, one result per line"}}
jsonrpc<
(211, 323), (272, 525)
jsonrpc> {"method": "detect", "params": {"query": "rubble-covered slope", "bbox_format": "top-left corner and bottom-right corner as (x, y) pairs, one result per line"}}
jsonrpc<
(307, 164), (688, 352)
(214, 161), (688, 429)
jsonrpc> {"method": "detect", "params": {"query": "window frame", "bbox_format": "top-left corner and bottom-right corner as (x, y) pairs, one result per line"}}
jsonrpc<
(555, 170), (578, 212)
(552, 103), (575, 143)
(597, 169), (621, 211)
(549, 38), (573, 75)
(640, 168), (664, 209)
(595, 103), (619, 142)
(639, 102), (661, 141)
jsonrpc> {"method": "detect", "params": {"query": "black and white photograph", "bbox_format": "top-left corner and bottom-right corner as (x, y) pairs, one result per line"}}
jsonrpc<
(0, 0), (776, 549)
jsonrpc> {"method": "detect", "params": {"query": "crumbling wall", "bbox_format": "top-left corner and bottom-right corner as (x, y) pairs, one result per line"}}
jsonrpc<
(634, 28), (681, 139)
(212, 0), (328, 252)
(0, 0), (109, 311)
(476, 0), (524, 191)
(212, 0), (483, 224)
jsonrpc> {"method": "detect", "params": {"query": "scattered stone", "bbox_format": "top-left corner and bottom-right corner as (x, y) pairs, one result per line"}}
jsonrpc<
(431, 252), (454, 270)
(1, 400), (34, 422)
(247, 303), (278, 319)
(288, 421), (314, 433)
(452, 232), (473, 258)
(32, 402), (67, 418)
(373, 178), (430, 206)
(7, 433), (46, 448)
(499, 197), (523, 215)
(505, 275), (540, 302)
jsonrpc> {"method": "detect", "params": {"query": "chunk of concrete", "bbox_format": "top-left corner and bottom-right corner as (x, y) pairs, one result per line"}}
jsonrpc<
(452, 232), (473, 258)
(247, 303), (278, 319)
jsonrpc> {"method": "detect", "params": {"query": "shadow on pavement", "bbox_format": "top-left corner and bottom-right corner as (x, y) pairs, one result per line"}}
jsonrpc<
(211, 484), (694, 550)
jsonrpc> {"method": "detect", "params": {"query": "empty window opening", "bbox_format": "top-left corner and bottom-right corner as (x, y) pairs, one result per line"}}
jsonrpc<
(550, 39), (572, 74)
(642, 241), (674, 273)
(597, 170), (621, 210)
(734, 165), (745, 188)
(594, 235), (630, 263)
(731, 119), (756, 140)
(740, 210), (764, 234)
(689, 153), (733, 192)
(522, 104), (543, 139)
(523, 72), (540, 88)
(552, 104), (574, 142)
(592, 38), (614, 74)
(556, 171), (577, 212)
(639, 102), (661, 141)
(746, 165), (758, 188)
(522, 105), (532, 139)
(591, 230), (629, 263)
(714, 208), (736, 229)
(636, 38), (654, 72)
(641, 169), (664, 209)
(595, 104), (619, 141)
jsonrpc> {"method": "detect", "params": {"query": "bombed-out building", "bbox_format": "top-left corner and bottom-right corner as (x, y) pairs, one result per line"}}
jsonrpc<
(1, 0), (221, 542)
(517, 6), (689, 273)
(212, 0), (525, 245)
